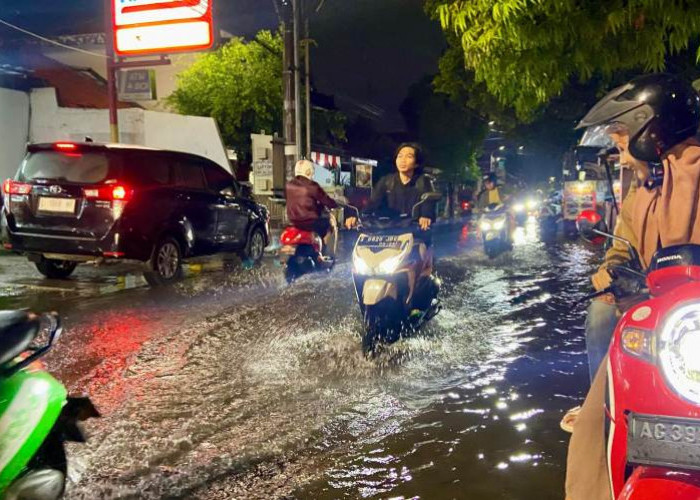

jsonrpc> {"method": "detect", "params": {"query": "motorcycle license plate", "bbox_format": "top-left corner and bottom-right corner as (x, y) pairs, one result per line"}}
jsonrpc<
(628, 413), (700, 471)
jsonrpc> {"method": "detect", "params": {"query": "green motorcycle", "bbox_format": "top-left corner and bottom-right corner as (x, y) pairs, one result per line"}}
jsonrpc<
(0, 311), (99, 499)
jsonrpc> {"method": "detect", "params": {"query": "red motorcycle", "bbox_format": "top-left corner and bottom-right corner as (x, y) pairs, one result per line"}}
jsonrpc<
(577, 210), (700, 500)
(278, 226), (333, 283)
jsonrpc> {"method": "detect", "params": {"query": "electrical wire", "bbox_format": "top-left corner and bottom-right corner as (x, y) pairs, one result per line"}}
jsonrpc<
(0, 17), (109, 59)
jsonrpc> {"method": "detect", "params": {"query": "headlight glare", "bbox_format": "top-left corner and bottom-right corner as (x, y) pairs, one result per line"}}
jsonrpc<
(493, 219), (505, 231)
(513, 203), (524, 213)
(659, 304), (700, 404)
(353, 253), (372, 275)
(378, 255), (403, 274)
(480, 221), (492, 231)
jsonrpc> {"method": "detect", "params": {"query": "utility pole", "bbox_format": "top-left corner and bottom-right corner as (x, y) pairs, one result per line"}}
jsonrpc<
(292, 0), (302, 161)
(304, 16), (312, 158)
(104, 0), (119, 142)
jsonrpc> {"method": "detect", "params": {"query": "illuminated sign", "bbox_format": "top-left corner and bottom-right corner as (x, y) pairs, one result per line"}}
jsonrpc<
(113, 0), (214, 56)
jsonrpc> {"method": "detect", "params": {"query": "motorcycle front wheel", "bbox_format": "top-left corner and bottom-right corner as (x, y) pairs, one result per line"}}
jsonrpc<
(362, 301), (401, 353)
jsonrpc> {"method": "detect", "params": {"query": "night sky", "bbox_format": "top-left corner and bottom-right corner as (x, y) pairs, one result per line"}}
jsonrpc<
(0, 0), (445, 131)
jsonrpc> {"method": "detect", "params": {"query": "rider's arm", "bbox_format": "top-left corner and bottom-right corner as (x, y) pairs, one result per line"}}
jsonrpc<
(364, 176), (388, 214)
(311, 182), (339, 210)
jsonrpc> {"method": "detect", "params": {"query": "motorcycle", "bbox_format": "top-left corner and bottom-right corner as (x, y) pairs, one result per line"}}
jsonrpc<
(0, 311), (99, 499)
(279, 222), (335, 283)
(577, 210), (700, 500)
(350, 192), (442, 352)
(479, 203), (512, 258)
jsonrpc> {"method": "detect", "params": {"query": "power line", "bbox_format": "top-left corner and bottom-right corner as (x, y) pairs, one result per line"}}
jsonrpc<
(0, 18), (109, 59)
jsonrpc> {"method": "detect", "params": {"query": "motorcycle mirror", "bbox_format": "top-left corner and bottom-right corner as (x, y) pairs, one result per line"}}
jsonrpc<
(576, 210), (609, 244)
(420, 192), (442, 202)
(46, 313), (62, 346)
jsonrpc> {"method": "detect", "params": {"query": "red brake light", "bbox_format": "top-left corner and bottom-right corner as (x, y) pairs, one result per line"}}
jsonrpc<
(54, 143), (78, 152)
(83, 184), (132, 201)
(3, 179), (32, 195)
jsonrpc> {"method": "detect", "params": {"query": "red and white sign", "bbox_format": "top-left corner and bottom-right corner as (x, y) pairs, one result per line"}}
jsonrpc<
(113, 0), (214, 56)
(311, 152), (341, 169)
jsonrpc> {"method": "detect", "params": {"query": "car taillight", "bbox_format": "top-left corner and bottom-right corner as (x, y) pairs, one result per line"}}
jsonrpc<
(83, 185), (133, 202)
(54, 142), (78, 152)
(3, 179), (32, 195)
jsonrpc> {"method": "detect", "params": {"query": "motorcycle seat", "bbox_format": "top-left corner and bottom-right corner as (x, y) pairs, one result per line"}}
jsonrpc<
(0, 311), (40, 367)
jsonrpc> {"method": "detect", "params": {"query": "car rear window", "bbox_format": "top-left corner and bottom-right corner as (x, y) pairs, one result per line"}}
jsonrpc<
(19, 151), (118, 184)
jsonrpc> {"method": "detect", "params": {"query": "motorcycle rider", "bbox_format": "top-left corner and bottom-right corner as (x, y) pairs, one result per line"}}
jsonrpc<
(345, 143), (437, 231)
(475, 173), (506, 210)
(565, 73), (700, 500)
(285, 159), (339, 259)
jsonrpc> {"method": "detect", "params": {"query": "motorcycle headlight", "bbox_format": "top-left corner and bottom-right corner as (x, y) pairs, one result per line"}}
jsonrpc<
(659, 304), (700, 404)
(353, 253), (372, 275)
(378, 254), (403, 274)
(493, 219), (505, 231)
(527, 200), (539, 210)
(513, 203), (525, 213)
(480, 221), (492, 231)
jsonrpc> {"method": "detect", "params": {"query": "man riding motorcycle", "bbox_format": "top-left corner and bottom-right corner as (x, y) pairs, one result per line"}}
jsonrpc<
(285, 159), (339, 259)
(346, 143), (436, 231)
(475, 173), (507, 210)
(564, 73), (700, 500)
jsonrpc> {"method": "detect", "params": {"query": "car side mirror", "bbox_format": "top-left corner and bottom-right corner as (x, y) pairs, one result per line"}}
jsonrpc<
(576, 210), (609, 244)
(220, 186), (236, 198)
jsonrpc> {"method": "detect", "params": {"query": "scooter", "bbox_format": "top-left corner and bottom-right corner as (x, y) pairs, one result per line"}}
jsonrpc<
(577, 210), (700, 500)
(479, 203), (512, 258)
(0, 311), (99, 499)
(350, 192), (442, 352)
(279, 222), (335, 283)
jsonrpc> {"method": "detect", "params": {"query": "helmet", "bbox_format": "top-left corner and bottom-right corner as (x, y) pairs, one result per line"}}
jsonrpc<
(294, 159), (315, 179)
(577, 74), (700, 162)
(483, 173), (497, 184)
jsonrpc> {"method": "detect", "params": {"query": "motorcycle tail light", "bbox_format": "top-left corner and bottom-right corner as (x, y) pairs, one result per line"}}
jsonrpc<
(621, 328), (654, 361)
(659, 304), (700, 404)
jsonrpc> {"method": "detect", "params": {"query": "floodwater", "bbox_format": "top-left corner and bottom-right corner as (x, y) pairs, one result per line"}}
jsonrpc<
(34, 220), (598, 499)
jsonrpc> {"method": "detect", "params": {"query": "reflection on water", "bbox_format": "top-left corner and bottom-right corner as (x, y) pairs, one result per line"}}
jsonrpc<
(50, 225), (599, 500)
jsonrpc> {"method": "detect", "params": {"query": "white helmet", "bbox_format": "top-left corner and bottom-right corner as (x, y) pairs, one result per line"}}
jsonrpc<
(294, 159), (315, 180)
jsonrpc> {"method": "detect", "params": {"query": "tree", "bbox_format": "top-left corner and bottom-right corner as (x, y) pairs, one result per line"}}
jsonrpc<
(427, 0), (700, 119)
(168, 31), (283, 165)
(400, 75), (487, 184)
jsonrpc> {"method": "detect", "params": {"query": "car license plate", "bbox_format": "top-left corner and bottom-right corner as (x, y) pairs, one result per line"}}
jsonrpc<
(38, 197), (76, 214)
(628, 413), (700, 471)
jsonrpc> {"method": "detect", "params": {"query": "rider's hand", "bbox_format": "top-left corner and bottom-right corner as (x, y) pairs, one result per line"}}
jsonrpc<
(591, 267), (613, 291)
(419, 217), (432, 231)
(345, 217), (357, 230)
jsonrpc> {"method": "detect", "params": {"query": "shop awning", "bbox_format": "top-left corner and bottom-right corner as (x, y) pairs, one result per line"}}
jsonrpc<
(311, 151), (341, 168)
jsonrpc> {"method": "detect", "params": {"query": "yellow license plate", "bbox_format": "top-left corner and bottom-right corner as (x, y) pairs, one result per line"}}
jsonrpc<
(38, 197), (76, 213)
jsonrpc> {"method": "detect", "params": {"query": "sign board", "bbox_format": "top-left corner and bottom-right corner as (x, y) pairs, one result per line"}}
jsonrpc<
(252, 159), (273, 195)
(118, 69), (157, 101)
(563, 180), (597, 221)
(113, 0), (214, 56)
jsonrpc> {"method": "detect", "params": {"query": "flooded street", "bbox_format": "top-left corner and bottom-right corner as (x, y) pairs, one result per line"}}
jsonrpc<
(24, 222), (598, 499)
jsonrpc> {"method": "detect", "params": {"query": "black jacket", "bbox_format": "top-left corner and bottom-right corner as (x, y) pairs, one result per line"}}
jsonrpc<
(365, 172), (436, 220)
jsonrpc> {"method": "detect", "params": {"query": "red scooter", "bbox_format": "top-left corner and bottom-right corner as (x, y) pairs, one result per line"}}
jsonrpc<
(278, 226), (333, 283)
(578, 210), (700, 500)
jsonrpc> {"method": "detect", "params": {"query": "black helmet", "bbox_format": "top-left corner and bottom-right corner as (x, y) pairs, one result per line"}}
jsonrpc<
(577, 74), (700, 162)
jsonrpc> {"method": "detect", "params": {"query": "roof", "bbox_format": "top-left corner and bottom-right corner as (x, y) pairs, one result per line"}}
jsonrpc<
(0, 48), (139, 109)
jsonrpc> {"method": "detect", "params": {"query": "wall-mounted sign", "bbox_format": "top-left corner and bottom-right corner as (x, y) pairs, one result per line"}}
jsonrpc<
(118, 69), (157, 101)
(113, 0), (214, 56)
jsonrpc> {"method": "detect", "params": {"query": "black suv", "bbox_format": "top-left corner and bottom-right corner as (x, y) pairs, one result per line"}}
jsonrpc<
(1, 142), (269, 285)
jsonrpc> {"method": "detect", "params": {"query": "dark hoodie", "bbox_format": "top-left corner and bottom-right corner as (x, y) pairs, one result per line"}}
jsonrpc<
(285, 175), (338, 229)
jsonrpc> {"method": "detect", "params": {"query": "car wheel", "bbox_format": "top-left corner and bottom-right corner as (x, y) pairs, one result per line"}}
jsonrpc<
(243, 227), (266, 263)
(35, 259), (77, 279)
(144, 236), (183, 286)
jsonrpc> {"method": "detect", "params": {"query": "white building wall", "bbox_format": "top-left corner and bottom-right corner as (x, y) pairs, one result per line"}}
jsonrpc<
(28, 88), (230, 172)
(0, 88), (30, 181)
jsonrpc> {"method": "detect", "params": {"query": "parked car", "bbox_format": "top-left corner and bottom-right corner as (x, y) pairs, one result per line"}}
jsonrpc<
(0, 142), (270, 285)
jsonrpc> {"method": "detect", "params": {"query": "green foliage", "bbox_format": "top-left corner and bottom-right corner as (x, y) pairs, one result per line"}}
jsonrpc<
(168, 31), (283, 162)
(310, 108), (348, 147)
(400, 76), (487, 182)
(426, 0), (700, 119)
